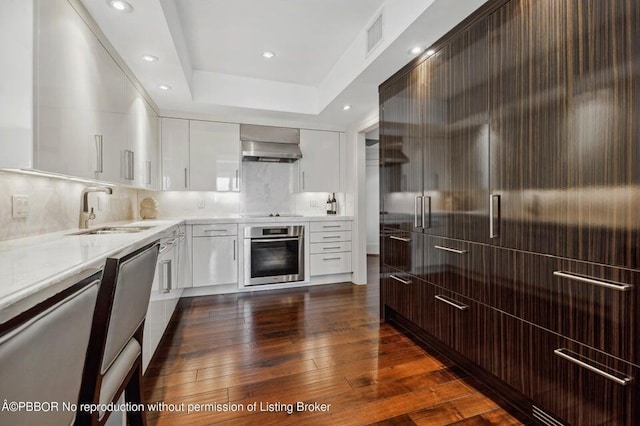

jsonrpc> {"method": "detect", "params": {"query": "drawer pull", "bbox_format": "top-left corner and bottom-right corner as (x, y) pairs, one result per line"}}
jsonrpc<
(322, 246), (341, 250)
(323, 236), (341, 239)
(554, 349), (632, 386)
(390, 235), (411, 242)
(434, 245), (467, 254)
(323, 225), (342, 228)
(390, 275), (412, 285)
(323, 257), (341, 261)
(204, 229), (228, 233)
(435, 295), (469, 311)
(553, 271), (632, 292)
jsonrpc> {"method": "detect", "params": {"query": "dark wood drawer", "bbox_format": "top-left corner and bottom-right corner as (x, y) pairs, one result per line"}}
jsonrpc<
(380, 228), (423, 278)
(423, 235), (490, 305)
(489, 247), (638, 365)
(479, 308), (638, 426)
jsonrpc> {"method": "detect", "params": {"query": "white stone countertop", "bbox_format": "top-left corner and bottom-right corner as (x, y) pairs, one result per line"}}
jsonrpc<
(0, 219), (183, 324)
(0, 215), (353, 324)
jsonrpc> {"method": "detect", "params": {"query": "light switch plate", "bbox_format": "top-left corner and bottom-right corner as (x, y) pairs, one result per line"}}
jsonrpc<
(197, 199), (205, 209)
(12, 195), (29, 219)
(310, 199), (319, 207)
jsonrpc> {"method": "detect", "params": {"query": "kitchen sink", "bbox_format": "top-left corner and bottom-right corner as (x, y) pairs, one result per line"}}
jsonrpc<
(70, 226), (155, 235)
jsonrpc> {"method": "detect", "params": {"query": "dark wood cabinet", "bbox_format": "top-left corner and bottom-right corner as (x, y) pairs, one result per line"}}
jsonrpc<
(379, 62), (425, 233)
(379, 0), (640, 424)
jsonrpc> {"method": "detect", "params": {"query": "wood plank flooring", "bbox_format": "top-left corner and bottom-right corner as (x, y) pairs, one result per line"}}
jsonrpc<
(144, 257), (525, 425)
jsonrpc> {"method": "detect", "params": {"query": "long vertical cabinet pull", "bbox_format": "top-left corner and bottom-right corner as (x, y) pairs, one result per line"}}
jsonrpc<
(146, 161), (152, 185)
(161, 260), (171, 293)
(233, 239), (236, 261)
(129, 150), (135, 180)
(423, 196), (432, 229)
(302, 171), (306, 190)
(184, 168), (188, 188)
(235, 169), (239, 190)
(94, 135), (103, 174)
(489, 194), (501, 239)
(414, 196), (423, 229)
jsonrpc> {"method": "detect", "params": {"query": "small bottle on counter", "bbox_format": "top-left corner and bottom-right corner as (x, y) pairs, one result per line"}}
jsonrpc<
(330, 193), (337, 215)
(326, 195), (332, 215)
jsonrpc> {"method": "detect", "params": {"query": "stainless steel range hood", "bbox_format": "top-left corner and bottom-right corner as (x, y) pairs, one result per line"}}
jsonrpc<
(240, 124), (302, 163)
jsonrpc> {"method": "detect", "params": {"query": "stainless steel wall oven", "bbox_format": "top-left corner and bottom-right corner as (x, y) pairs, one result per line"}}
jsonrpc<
(244, 225), (304, 286)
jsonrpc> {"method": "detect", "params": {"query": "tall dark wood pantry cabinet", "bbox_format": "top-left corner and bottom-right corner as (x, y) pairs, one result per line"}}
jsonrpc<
(379, 0), (640, 425)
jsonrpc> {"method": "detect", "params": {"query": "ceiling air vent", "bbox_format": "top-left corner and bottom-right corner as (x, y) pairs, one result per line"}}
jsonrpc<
(367, 13), (383, 54)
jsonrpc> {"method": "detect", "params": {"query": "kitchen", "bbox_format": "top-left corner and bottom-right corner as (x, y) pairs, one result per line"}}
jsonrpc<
(0, 0), (638, 425)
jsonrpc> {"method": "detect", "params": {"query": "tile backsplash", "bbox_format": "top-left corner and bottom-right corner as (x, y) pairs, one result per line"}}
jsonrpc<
(0, 170), (136, 241)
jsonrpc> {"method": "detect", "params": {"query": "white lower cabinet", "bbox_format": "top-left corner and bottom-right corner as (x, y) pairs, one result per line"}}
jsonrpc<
(309, 220), (353, 277)
(192, 228), (238, 287)
(143, 228), (183, 371)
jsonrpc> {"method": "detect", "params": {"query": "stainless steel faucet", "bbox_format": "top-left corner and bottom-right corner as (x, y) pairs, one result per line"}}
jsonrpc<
(79, 186), (113, 229)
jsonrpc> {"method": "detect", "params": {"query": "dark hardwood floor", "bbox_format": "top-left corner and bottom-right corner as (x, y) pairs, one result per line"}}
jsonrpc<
(144, 256), (523, 425)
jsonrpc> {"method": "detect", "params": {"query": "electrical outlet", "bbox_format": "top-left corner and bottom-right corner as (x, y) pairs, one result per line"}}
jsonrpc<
(12, 195), (29, 219)
(197, 199), (206, 209)
(310, 199), (319, 207)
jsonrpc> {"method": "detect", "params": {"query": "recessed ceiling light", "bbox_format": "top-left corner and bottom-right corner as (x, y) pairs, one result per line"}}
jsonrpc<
(343, 105), (352, 111)
(158, 84), (172, 91)
(262, 51), (275, 59)
(141, 54), (158, 62)
(409, 46), (423, 55)
(426, 49), (436, 56)
(108, 0), (133, 12)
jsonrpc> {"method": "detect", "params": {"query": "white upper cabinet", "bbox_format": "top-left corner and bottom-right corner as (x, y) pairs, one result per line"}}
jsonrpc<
(161, 118), (190, 190)
(0, 0), (33, 169)
(127, 81), (159, 189)
(0, 0), (159, 189)
(36, 0), (129, 182)
(298, 130), (341, 192)
(189, 121), (240, 192)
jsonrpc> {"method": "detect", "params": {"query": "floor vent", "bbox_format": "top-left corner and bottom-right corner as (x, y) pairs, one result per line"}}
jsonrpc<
(532, 405), (564, 426)
(367, 13), (383, 54)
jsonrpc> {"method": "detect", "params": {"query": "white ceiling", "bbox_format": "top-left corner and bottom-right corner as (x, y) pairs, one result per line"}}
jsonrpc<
(79, 0), (488, 129)
(176, 0), (385, 86)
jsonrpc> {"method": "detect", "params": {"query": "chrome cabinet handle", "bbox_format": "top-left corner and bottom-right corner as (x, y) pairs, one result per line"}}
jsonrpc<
(390, 235), (411, 242)
(94, 134), (103, 173)
(323, 257), (341, 261)
(414, 196), (423, 228)
(233, 239), (236, 261)
(235, 169), (239, 189)
(129, 150), (135, 180)
(323, 225), (342, 228)
(322, 246), (341, 250)
(161, 260), (171, 293)
(184, 167), (188, 188)
(423, 196), (431, 229)
(553, 271), (632, 292)
(204, 229), (227, 233)
(323, 236), (341, 239)
(435, 295), (469, 311)
(435, 245), (467, 255)
(554, 349), (632, 386)
(489, 194), (500, 239)
(146, 161), (151, 185)
(302, 171), (305, 190)
(390, 274), (412, 285)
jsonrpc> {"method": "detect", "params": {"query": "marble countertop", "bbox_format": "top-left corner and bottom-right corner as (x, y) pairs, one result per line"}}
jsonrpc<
(0, 219), (183, 324)
(183, 215), (353, 224)
(0, 214), (353, 324)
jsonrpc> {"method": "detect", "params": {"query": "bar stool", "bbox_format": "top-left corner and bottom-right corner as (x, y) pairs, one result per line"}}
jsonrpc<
(0, 271), (101, 426)
(77, 241), (159, 426)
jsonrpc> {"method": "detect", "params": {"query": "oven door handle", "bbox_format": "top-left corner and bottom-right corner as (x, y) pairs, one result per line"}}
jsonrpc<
(250, 237), (301, 243)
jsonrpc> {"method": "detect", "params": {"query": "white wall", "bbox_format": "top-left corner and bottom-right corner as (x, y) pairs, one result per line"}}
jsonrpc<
(365, 144), (380, 255)
(344, 109), (379, 284)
